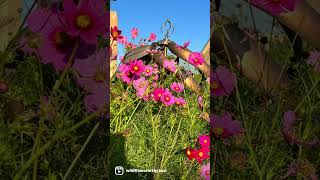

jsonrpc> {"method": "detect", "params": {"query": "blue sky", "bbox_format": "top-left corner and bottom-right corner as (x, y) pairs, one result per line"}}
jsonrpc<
(111, 0), (210, 58)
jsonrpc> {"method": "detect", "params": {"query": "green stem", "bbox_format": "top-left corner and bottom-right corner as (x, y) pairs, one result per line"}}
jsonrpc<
(13, 113), (97, 180)
(63, 122), (100, 180)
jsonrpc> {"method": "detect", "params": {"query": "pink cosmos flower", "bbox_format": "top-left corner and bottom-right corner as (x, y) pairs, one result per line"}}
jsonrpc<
(133, 77), (149, 98)
(129, 60), (145, 76)
(118, 36), (128, 45)
(117, 63), (135, 84)
(174, 97), (186, 106)
(152, 88), (166, 102)
(211, 112), (244, 139)
(211, 66), (236, 97)
(200, 162), (210, 180)
(143, 65), (154, 76)
(170, 82), (184, 93)
(27, 11), (74, 70)
(153, 74), (159, 81)
(188, 52), (204, 66)
(62, 0), (108, 44)
(249, 0), (297, 16)
(125, 42), (137, 50)
(307, 50), (320, 72)
(163, 59), (177, 72)
(148, 32), (156, 41)
(186, 148), (198, 160)
(198, 135), (210, 148)
(161, 89), (175, 106)
(131, 28), (138, 39)
(195, 147), (210, 164)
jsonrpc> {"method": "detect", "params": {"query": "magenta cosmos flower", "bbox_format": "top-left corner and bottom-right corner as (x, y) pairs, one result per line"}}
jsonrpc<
(163, 59), (177, 72)
(174, 97), (186, 106)
(161, 89), (175, 106)
(188, 52), (204, 66)
(249, 0), (297, 16)
(211, 113), (244, 138)
(198, 135), (210, 148)
(200, 162), (210, 180)
(211, 66), (236, 97)
(131, 28), (138, 39)
(307, 50), (320, 72)
(27, 10), (75, 70)
(117, 63), (135, 84)
(170, 82), (184, 93)
(143, 65), (154, 76)
(133, 77), (149, 98)
(62, 0), (108, 44)
(148, 32), (157, 41)
(152, 87), (166, 101)
(129, 60), (145, 76)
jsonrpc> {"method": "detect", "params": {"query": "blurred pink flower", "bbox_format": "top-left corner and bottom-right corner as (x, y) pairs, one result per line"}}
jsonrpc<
(161, 89), (175, 106)
(73, 49), (108, 88)
(174, 97), (186, 106)
(143, 65), (154, 76)
(163, 59), (177, 72)
(118, 36), (128, 45)
(211, 113), (244, 138)
(129, 60), (145, 76)
(0, 81), (8, 93)
(198, 96), (203, 110)
(188, 52), (204, 66)
(211, 66), (236, 97)
(307, 50), (320, 72)
(131, 28), (138, 39)
(62, 0), (107, 44)
(133, 77), (149, 98)
(200, 162), (210, 180)
(83, 82), (108, 113)
(249, 0), (297, 16)
(170, 82), (184, 93)
(148, 32), (157, 41)
(283, 110), (296, 129)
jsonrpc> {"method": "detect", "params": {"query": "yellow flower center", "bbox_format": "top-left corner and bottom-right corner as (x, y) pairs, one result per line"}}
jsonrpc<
(175, 87), (179, 91)
(205, 171), (210, 175)
(203, 140), (207, 144)
(76, 15), (91, 29)
(194, 58), (199, 63)
(133, 65), (139, 71)
(198, 152), (203, 157)
(212, 81), (219, 89)
(187, 150), (191, 155)
(165, 96), (170, 101)
(158, 93), (162, 97)
(176, 101), (181, 105)
(146, 69), (150, 73)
